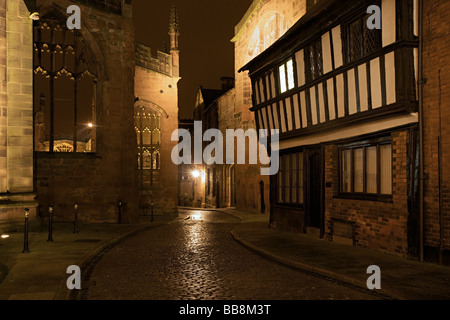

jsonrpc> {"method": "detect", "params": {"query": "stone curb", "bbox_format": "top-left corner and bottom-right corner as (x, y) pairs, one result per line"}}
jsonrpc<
(218, 209), (404, 300)
(230, 229), (401, 300)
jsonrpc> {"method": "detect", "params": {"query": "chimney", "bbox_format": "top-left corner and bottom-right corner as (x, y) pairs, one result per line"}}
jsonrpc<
(220, 77), (235, 91)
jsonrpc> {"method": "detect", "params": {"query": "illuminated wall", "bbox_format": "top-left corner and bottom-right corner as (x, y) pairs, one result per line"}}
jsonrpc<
(0, 0), (36, 232)
(230, 0), (307, 214)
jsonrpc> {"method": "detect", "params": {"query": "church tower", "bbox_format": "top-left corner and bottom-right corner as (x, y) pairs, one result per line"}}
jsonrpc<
(169, 5), (180, 78)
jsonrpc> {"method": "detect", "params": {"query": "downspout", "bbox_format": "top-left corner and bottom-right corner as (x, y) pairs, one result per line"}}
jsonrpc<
(438, 69), (443, 265)
(418, 0), (424, 263)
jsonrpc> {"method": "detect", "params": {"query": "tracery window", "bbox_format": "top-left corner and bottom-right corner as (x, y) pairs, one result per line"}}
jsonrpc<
(135, 108), (162, 186)
(248, 12), (289, 59)
(33, 15), (97, 153)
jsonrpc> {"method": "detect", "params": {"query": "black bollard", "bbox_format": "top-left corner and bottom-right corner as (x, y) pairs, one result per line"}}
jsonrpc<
(73, 203), (79, 234)
(118, 201), (122, 224)
(151, 200), (154, 222)
(47, 205), (54, 242)
(22, 208), (30, 253)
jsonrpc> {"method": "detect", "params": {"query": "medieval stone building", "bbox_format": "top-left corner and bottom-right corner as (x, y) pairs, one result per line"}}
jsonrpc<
(134, 6), (180, 216)
(0, 0), (179, 232)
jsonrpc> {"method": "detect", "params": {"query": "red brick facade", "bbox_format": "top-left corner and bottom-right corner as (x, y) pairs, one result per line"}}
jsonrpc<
(422, 0), (450, 263)
(324, 130), (411, 256)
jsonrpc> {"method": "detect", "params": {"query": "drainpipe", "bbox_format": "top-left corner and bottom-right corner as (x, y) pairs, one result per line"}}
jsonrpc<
(418, 0), (424, 263)
(438, 69), (444, 265)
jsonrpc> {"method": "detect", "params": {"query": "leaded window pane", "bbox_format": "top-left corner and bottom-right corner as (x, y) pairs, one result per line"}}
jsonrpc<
(366, 146), (378, 194)
(380, 144), (392, 195)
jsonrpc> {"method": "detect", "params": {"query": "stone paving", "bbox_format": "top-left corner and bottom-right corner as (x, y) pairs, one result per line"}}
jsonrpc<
(79, 210), (382, 300)
(1, 208), (450, 301)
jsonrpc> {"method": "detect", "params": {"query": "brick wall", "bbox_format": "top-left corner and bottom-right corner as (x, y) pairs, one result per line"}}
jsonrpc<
(324, 130), (410, 257)
(422, 0), (450, 262)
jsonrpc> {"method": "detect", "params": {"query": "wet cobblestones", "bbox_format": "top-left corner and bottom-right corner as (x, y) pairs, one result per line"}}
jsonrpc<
(82, 210), (380, 300)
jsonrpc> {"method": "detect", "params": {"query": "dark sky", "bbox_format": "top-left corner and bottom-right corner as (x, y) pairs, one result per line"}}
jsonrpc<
(132, 0), (252, 119)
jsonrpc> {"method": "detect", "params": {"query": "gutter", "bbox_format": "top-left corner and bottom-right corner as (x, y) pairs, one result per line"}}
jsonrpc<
(418, 0), (424, 263)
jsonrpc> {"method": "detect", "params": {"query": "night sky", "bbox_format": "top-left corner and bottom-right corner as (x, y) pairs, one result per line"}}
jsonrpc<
(132, 0), (252, 119)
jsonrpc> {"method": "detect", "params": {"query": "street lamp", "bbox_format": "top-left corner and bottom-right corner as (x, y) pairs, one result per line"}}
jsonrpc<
(22, 208), (30, 253)
(118, 200), (123, 224)
(29, 12), (39, 20)
(191, 170), (200, 178)
(47, 205), (54, 242)
(73, 203), (79, 234)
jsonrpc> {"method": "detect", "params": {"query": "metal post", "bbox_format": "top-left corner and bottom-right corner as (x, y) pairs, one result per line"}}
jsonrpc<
(73, 203), (79, 234)
(151, 200), (154, 222)
(118, 201), (122, 224)
(47, 205), (54, 242)
(22, 208), (30, 254)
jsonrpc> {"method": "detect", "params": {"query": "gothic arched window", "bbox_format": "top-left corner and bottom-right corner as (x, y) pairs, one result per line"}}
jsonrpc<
(33, 15), (97, 153)
(248, 12), (289, 60)
(135, 107), (162, 186)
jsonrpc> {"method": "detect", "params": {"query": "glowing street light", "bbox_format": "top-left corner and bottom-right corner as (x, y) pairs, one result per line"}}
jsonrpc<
(191, 170), (200, 178)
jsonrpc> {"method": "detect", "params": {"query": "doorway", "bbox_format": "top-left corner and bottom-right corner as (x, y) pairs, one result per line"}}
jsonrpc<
(306, 148), (324, 237)
(260, 181), (266, 214)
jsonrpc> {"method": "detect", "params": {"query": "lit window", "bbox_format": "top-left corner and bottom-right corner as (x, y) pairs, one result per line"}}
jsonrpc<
(279, 59), (295, 93)
(34, 17), (97, 153)
(135, 109), (162, 186)
(279, 65), (287, 93)
(287, 60), (295, 90)
(248, 12), (289, 59)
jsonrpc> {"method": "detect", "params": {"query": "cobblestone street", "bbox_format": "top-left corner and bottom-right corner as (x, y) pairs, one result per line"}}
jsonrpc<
(75, 209), (381, 300)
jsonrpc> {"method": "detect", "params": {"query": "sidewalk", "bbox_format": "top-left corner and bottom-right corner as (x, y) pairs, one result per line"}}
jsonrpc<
(1, 208), (450, 300)
(0, 215), (174, 300)
(218, 208), (450, 300)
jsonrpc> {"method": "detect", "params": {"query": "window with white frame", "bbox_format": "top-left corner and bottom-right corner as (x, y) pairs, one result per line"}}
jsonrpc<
(279, 59), (295, 94)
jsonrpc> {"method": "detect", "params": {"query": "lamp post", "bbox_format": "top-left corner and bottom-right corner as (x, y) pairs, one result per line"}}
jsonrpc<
(118, 200), (122, 224)
(47, 205), (54, 242)
(151, 200), (154, 222)
(22, 208), (30, 253)
(73, 203), (79, 234)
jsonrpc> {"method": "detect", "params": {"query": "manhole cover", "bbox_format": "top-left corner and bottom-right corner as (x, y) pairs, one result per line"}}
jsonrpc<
(74, 239), (101, 243)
